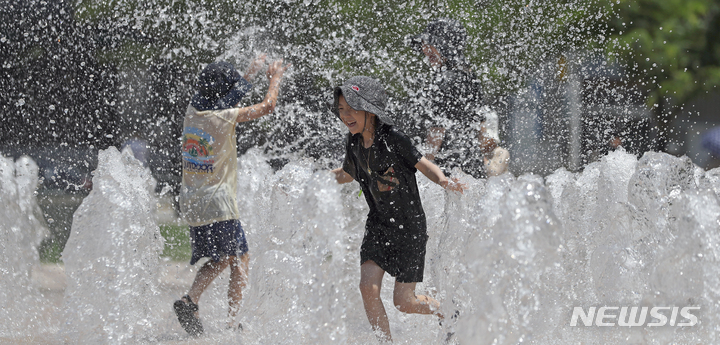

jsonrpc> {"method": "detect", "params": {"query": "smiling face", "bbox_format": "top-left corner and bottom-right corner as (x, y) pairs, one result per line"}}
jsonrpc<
(337, 95), (375, 135)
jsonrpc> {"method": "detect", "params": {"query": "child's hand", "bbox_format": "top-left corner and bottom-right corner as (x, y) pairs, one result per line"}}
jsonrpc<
(266, 60), (290, 80)
(442, 177), (465, 193)
(244, 53), (267, 80)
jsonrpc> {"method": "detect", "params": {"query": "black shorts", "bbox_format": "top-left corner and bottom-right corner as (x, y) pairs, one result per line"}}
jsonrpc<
(189, 219), (249, 265)
(360, 214), (428, 283)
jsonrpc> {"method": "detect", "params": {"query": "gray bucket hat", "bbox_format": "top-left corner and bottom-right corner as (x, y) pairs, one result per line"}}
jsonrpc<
(333, 76), (394, 125)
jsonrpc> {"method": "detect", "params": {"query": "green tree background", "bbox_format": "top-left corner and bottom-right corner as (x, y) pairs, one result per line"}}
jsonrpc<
(3, 0), (718, 262)
(3, 0), (719, 170)
(605, 0), (720, 150)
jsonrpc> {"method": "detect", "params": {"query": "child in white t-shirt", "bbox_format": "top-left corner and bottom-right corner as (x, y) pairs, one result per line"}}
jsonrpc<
(174, 57), (288, 336)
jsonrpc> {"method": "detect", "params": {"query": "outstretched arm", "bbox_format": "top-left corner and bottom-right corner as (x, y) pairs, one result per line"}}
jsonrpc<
(331, 168), (355, 184)
(415, 157), (464, 193)
(236, 60), (289, 123)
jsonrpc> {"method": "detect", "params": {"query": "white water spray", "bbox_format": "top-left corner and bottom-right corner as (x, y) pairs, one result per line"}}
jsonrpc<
(0, 155), (50, 337)
(61, 147), (164, 344)
(2, 147), (719, 344)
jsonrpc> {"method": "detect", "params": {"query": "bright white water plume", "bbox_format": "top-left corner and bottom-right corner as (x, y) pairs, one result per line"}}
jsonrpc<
(0, 155), (50, 337)
(1, 147), (719, 344)
(61, 147), (164, 344)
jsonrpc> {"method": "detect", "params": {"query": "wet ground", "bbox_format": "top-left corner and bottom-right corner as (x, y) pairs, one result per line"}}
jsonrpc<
(15, 261), (195, 344)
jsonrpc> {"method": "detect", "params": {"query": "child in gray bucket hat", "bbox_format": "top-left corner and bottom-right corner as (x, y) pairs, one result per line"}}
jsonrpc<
(330, 75), (463, 342)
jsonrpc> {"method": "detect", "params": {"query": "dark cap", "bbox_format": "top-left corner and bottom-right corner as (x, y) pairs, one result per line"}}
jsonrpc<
(408, 18), (467, 67)
(190, 61), (252, 111)
(333, 76), (394, 125)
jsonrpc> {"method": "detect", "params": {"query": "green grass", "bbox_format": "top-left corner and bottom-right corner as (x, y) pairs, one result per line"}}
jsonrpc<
(160, 224), (192, 262)
(39, 237), (64, 263)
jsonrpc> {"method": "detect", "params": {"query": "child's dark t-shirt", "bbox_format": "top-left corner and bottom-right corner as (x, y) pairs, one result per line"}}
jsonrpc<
(342, 124), (426, 228)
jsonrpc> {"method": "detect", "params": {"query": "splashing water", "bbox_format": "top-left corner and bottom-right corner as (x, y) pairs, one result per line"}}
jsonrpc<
(0, 155), (50, 337)
(3, 0), (718, 343)
(61, 147), (164, 344)
(1, 146), (719, 344)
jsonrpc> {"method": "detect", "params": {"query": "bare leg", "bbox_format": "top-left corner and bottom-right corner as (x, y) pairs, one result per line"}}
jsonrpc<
(187, 257), (231, 305)
(227, 253), (250, 324)
(393, 282), (443, 318)
(359, 260), (392, 342)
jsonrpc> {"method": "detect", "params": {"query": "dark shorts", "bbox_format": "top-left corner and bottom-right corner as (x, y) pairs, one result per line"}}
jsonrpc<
(189, 219), (249, 265)
(360, 214), (428, 283)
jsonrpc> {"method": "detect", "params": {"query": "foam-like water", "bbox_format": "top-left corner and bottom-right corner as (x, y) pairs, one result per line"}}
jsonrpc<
(61, 147), (164, 344)
(0, 155), (50, 337)
(1, 147), (720, 344)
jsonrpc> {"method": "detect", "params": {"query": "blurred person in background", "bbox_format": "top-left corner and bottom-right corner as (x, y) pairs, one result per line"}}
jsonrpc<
(409, 18), (508, 178)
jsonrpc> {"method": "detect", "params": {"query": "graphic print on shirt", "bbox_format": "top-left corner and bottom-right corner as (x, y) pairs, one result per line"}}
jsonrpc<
(182, 127), (216, 174)
(377, 166), (399, 192)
